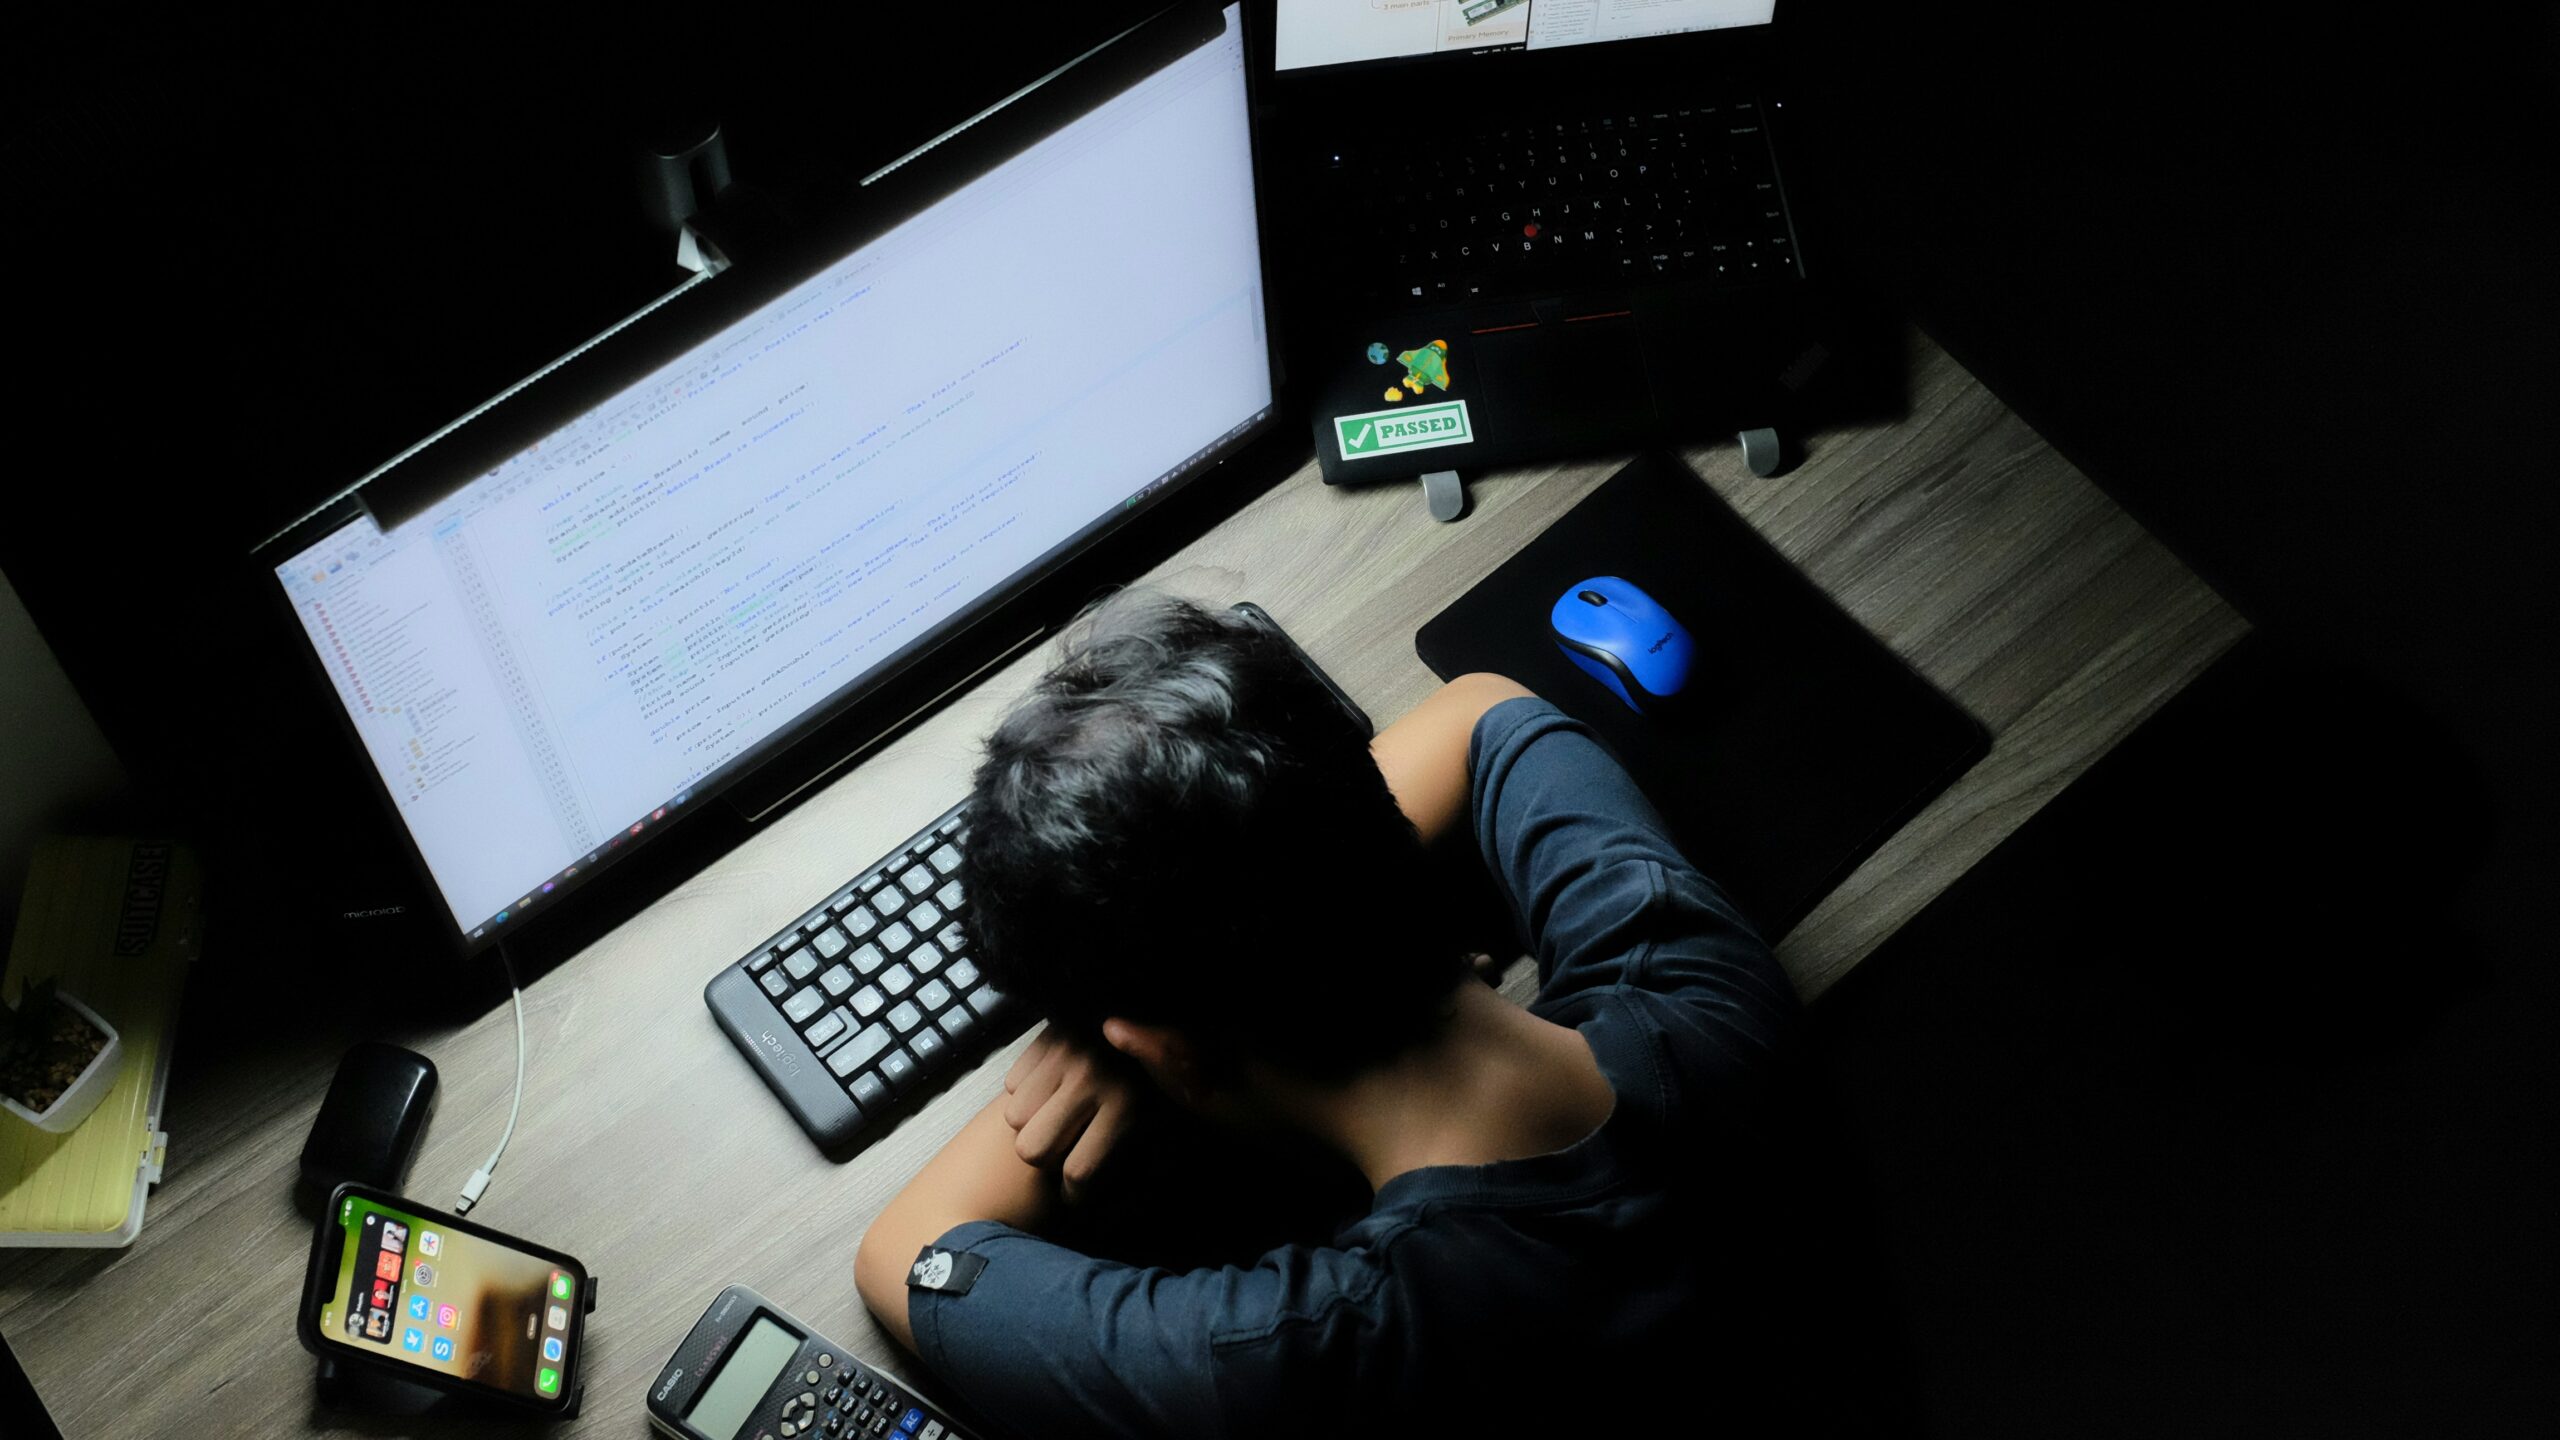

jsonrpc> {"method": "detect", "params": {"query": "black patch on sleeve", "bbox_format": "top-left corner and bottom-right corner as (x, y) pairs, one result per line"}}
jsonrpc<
(907, 1246), (989, 1296)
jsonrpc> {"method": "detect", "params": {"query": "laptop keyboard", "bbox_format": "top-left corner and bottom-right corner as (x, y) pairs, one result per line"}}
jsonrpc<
(1325, 98), (1799, 306)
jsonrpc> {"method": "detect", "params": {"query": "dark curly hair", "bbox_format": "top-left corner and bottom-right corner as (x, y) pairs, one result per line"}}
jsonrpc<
(960, 593), (1463, 1083)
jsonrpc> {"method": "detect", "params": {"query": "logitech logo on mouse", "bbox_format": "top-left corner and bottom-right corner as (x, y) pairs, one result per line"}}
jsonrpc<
(1649, 632), (1676, 654)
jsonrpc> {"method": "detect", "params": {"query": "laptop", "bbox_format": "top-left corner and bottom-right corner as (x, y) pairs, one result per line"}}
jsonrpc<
(1247, 2), (1846, 487)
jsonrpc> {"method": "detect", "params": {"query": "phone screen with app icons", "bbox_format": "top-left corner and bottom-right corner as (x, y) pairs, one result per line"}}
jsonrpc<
(313, 1191), (582, 1404)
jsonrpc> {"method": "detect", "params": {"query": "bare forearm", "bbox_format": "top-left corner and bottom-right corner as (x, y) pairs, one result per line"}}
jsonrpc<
(855, 1095), (1053, 1351)
(1372, 672), (1536, 845)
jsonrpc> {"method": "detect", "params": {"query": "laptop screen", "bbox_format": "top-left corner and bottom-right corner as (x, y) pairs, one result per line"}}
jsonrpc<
(268, 6), (1271, 942)
(1274, 0), (1773, 71)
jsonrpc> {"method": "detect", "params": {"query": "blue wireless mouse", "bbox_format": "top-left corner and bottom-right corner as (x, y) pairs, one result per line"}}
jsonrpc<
(1551, 577), (1694, 713)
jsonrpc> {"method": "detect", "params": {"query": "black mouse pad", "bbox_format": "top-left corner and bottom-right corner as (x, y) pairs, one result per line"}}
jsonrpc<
(1417, 452), (1989, 941)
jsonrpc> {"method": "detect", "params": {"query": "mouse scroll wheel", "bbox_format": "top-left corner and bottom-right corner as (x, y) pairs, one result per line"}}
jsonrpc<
(1577, 590), (1608, 606)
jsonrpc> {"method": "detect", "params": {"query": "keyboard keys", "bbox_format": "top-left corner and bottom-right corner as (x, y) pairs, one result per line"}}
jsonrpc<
(936, 923), (966, 953)
(849, 1072), (888, 1109)
(746, 947), (784, 975)
(946, 958), (979, 990)
(783, 948), (819, 981)
(887, 1001), (924, 1034)
(851, 984), (886, 1019)
(880, 963), (916, 998)
(820, 965), (854, 997)
(782, 987), (826, 1024)
(916, 978), (953, 1012)
(879, 1050), (918, 1092)
(849, 943), (886, 976)
(900, 867), (935, 897)
(831, 1025), (892, 1076)
(909, 942), (945, 976)
(759, 967), (791, 998)
(930, 844), (962, 874)
(968, 984), (1005, 1018)
(872, 885), (907, 917)
(908, 900), (942, 932)
(910, 1025), (945, 1067)
(939, 1007), (974, 1043)
(845, 907), (878, 938)
(804, 1010), (847, 1048)
(881, 922), (915, 954)
(813, 927), (850, 961)
(936, 879), (964, 909)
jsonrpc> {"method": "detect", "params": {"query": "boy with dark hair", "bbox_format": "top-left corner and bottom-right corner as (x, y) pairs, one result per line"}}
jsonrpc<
(855, 593), (1799, 1435)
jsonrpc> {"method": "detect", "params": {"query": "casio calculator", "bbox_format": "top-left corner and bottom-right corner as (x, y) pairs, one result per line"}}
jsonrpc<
(648, 1285), (977, 1440)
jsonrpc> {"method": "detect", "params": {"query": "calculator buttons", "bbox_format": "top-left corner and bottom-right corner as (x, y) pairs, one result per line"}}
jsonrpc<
(818, 1353), (833, 1367)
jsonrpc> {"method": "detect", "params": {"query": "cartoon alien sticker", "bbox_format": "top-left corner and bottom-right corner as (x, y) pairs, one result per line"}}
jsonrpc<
(1366, 338), (1452, 403)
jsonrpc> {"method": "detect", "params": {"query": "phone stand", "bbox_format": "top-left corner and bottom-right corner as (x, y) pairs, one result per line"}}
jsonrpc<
(313, 1274), (597, 1423)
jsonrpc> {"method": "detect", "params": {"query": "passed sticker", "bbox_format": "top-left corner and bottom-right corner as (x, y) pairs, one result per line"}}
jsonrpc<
(1333, 399), (1473, 462)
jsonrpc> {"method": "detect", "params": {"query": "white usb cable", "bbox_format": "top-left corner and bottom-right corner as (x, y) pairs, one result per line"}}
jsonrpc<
(454, 943), (527, 1215)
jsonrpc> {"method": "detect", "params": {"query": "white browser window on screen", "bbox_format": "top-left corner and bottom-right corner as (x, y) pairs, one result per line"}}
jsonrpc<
(1273, 0), (1774, 71)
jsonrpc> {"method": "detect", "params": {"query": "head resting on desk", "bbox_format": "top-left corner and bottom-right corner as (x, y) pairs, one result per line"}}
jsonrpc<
(962, 592), (1464, 1115)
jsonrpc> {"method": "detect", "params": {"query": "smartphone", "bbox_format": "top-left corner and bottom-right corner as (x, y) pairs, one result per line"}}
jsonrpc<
(298, 1182), (589, 1415)
(1230, 601), (1373, 736)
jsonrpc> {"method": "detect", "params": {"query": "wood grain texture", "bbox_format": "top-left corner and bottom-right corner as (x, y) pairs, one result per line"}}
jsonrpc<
(0, 328), (2244, 1437)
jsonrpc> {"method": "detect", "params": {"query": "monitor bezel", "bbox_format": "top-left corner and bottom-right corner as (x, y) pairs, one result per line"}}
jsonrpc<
(252, 3), (1291, 955)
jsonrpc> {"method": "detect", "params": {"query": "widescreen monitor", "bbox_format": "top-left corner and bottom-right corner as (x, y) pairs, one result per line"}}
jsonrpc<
(263, 6), (1273, 947)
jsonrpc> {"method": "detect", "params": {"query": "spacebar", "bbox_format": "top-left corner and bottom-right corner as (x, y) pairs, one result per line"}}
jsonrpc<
(706, 966), (862, 1145)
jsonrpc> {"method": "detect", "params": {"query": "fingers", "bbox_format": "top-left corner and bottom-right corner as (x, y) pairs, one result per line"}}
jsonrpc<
(1002, 1039), (1069, 1131)
(1059, 1090), (1139, 1204)
(1013, 1069), (1101, 1170)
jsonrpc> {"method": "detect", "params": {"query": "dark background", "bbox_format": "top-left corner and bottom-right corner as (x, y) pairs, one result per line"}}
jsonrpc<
(5, 3), (2555, 1433)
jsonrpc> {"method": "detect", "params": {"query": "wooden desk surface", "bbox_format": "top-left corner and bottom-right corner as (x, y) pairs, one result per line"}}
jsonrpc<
(0, 330), (2243, 1437)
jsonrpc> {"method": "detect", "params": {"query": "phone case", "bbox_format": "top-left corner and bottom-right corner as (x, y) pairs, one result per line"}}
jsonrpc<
(297, 1182), (596, 1420)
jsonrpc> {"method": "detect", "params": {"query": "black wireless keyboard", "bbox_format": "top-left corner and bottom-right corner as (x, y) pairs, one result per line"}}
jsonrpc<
(705, 603), (1364, 1158)
(705, 800), (1024, 1158)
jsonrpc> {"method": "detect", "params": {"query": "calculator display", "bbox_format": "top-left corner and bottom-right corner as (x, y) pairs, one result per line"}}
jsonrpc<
(687, 1316), (802, 1437)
